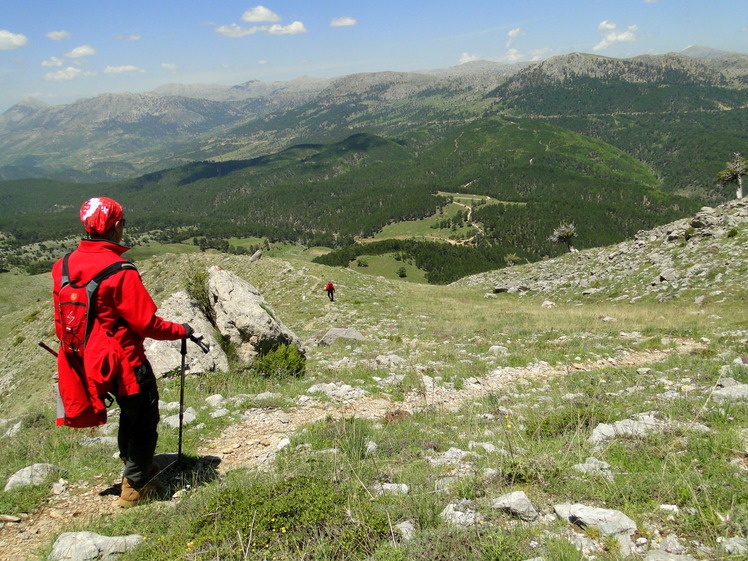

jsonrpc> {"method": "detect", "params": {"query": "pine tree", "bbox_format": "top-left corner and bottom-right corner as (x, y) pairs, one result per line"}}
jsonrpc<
(549, 222), (577, 253)
(717, 153), (747, 199)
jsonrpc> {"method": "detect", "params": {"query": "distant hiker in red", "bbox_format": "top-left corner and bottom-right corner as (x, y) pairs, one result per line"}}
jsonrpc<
(325, 281), (335, 302)
(52, 197), (193, 508)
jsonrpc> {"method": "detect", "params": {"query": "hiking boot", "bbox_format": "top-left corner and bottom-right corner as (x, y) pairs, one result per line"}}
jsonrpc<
(118, 477), (158, 508)
(118, 465), (168, 508)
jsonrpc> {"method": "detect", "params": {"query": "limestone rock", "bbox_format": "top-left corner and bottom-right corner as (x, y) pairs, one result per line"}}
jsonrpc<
(318, 327), (366, 346)
(554, 503), (636, 536)
(144, 290), (228, 377)
(208, 266), (304, 362)
(48, 531), (143, 561)
(492, 490), (539, 521)
(4, 463), (62, 492)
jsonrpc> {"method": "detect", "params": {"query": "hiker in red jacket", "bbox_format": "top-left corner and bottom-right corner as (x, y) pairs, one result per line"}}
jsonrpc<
(52, 197), (192, 507)
(325, 281), (335, 302)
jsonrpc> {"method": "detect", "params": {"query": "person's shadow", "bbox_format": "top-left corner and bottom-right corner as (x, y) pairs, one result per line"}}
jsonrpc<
(99, 453), (222, 501)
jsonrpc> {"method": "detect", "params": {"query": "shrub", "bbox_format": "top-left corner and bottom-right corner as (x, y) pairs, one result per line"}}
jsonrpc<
(188, 474), (389, 560)
(184, 264), (214, 323)
(252, 343), (306, 379)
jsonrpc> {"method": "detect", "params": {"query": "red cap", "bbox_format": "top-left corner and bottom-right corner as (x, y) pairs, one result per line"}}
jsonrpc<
(79, 197), (124, 236)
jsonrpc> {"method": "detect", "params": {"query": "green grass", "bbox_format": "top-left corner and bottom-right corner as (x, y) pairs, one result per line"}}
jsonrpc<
(125, 242), (201, 261)
(349, 252), (428, 283)
(1, 250), (746, 561)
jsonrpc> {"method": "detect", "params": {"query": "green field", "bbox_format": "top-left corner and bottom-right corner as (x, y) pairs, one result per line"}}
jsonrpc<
(348, 252), (428, 284)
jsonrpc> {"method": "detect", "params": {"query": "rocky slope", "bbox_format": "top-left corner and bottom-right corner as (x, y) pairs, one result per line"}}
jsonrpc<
(454, 198), (748, 305)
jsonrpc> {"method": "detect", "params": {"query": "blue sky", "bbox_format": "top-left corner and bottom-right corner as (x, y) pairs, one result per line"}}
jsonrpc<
(1, 0), (746, 112)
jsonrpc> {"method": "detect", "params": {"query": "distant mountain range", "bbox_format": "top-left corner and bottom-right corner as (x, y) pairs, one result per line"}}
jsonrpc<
(1, 45), (744, 189)
(0, 45), (746, 282)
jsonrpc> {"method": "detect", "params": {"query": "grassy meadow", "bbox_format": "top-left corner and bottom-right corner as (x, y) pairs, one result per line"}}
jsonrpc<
(0, 245), (746, 560)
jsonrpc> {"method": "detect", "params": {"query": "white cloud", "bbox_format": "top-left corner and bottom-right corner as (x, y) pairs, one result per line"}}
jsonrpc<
(116, 34), (142, 41)
(65, 45), (97, 58)
(43, 66), (84, 81)
(593, 20), (638, 51)
(529, 47), (552, 61)
(268, 21), (307, 35)
(104, 65), (144, 74)
(460, 52), (481, 64)
(258, 59), (268, 65)
(505, 48), (524, 63)
(331, 16), (356, 27)
(46, 30), (71, 41)
(242, 6), (281, 23)
(644, 0), (660, 3)
(41, 56), (64, 67)
(161, 62), (178, 71)
(505, 27), (526, 49)
(215, 23), (266, 37)
(0, 29), (29, 50)
(216, 18), (306, 37)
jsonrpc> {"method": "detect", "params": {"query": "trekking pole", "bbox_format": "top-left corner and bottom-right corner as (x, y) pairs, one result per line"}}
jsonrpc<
(177, 337), (187, 466)
(189, 334), (210, 353)
(38, 340), (58, 357)
(39, 341), (66, 423)
(177, 335), (209, 466)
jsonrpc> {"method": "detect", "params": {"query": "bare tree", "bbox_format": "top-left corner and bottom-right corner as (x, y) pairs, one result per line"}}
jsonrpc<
(549, 222), (577, 253)
(717, 152), (747, 199)
(504, 253), (520, 267)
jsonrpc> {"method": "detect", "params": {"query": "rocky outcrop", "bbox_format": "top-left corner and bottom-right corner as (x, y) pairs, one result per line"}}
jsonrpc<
(145, 290), (228, 377)
(208, 266), (304, 363)
(456, 199), (748, 304)
(144, 266), (304, 376)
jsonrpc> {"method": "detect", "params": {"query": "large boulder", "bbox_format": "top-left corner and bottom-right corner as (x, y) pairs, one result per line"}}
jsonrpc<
(208, 266), (304, 362)
(48, 531), (143, 561)
(144, 291), (229, 377)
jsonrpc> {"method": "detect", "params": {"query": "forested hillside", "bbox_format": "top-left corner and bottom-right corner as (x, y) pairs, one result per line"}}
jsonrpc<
(486, 53), (748, 198)
(0, 117), (700, 282)
(0, 49), (744, 282)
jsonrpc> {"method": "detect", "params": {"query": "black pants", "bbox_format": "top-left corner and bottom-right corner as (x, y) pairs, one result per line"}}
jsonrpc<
(116, 361), (159, 489)
(327, 290), (334, 301)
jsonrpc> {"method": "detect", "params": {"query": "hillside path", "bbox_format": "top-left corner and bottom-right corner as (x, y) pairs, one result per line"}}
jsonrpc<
(0, 339), (701, 561)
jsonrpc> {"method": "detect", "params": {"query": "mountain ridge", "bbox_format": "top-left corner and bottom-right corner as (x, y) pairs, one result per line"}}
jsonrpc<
(1, 47), (745, 183)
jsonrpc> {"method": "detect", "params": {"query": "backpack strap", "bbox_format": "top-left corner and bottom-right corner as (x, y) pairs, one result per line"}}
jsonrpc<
(60, 252), (73, 289)
(80, 259), (137, 346)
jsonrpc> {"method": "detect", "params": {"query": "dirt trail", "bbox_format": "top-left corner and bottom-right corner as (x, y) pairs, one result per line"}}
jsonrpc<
(0, 339), (701, 561)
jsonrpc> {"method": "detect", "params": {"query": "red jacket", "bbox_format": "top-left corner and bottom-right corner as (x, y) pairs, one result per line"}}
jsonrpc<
(52, 239), (187, 425)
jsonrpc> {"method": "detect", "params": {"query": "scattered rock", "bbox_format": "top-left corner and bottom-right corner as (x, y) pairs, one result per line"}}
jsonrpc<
(492, 490), (539, 521)
(372, 483), (409, 495)
(162, 407), (197, 429)
(719, 536), (748, 555)
(4, 463), (62, 492)
(711, 383), (748, 403)
(318, 327), (366, 346)
(589, 413), (668, 447)
(554, 503), (636, 536)
(395, 520), (416, 541)
(571, 457), (614, 481)
(643, 550), (696, 561)
(440, 499), (483, 526)
(48, 531), (143, 561)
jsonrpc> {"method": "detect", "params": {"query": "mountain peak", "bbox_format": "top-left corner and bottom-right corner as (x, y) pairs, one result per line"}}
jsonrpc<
(681, 45), (736, 59)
